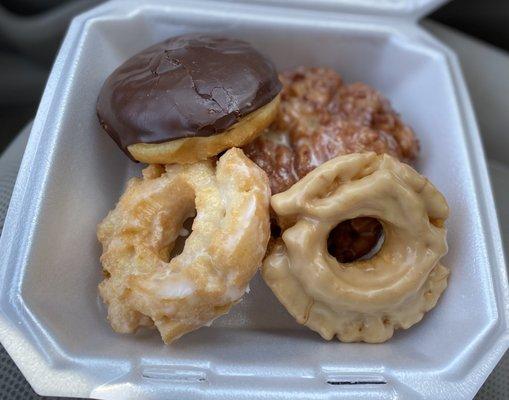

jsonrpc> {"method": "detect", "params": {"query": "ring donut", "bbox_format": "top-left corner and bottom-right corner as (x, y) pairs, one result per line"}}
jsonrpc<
(244, 66), (419, 262)
(98, 148), (270, 343)
(262, 152), (449, 343)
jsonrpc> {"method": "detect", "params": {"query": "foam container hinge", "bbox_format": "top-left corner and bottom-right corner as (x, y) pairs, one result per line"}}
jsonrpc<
(0, 0), (507, 399)
(220, 0), (448, 18)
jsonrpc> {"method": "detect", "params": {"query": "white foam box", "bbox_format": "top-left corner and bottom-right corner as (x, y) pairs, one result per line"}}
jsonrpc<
(0, 0), (507, 398)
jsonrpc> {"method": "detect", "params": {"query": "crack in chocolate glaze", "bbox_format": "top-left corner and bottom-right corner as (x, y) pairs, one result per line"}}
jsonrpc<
(97, 34), (282, 157)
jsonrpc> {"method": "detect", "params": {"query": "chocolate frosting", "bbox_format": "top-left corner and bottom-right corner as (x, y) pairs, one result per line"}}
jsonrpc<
(96, 34), (282, 155)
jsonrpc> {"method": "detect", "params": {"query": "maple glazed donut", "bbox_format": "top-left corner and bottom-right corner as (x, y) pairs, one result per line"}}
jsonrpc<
(97, 148), (270, 343)
(97, 34), (282, 164)
(262, 152), (449, 343)
(244, 67), (419, 262)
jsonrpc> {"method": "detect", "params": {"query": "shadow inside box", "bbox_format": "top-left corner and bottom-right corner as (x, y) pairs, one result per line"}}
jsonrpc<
(174, 326), (323, 348)
(211, 274), (305, 330)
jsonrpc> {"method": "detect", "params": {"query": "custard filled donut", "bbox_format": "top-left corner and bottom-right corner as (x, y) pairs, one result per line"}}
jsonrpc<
(97, 34), (282, 164)
(262, 152), (449, 343)
(97, 148), (270, 343)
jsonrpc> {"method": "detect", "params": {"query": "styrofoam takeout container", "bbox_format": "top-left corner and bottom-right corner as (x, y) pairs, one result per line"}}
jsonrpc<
(0, 0), (507, 398)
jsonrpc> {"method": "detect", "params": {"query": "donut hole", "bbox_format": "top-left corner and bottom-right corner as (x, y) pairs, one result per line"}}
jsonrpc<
(270, 219), (282, 238)
(168, 212), (196, 259)
(327, 217), (384, 263)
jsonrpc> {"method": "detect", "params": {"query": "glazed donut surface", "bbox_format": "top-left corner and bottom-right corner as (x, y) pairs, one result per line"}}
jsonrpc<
(262, 152), (449, 343)
(244, 67), (419, 261)
(98, 148), (270, 343)
(97, 34), (282, 161)
(244, 67), (420, 195)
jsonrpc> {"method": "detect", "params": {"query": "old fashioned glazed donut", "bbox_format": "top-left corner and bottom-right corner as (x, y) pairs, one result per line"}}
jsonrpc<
(262, 152), (449, 343)
(97, 148), (270, 343)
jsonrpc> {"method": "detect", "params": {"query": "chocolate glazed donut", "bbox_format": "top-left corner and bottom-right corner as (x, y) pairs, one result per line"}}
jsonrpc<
(97, 34), (282, 163)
